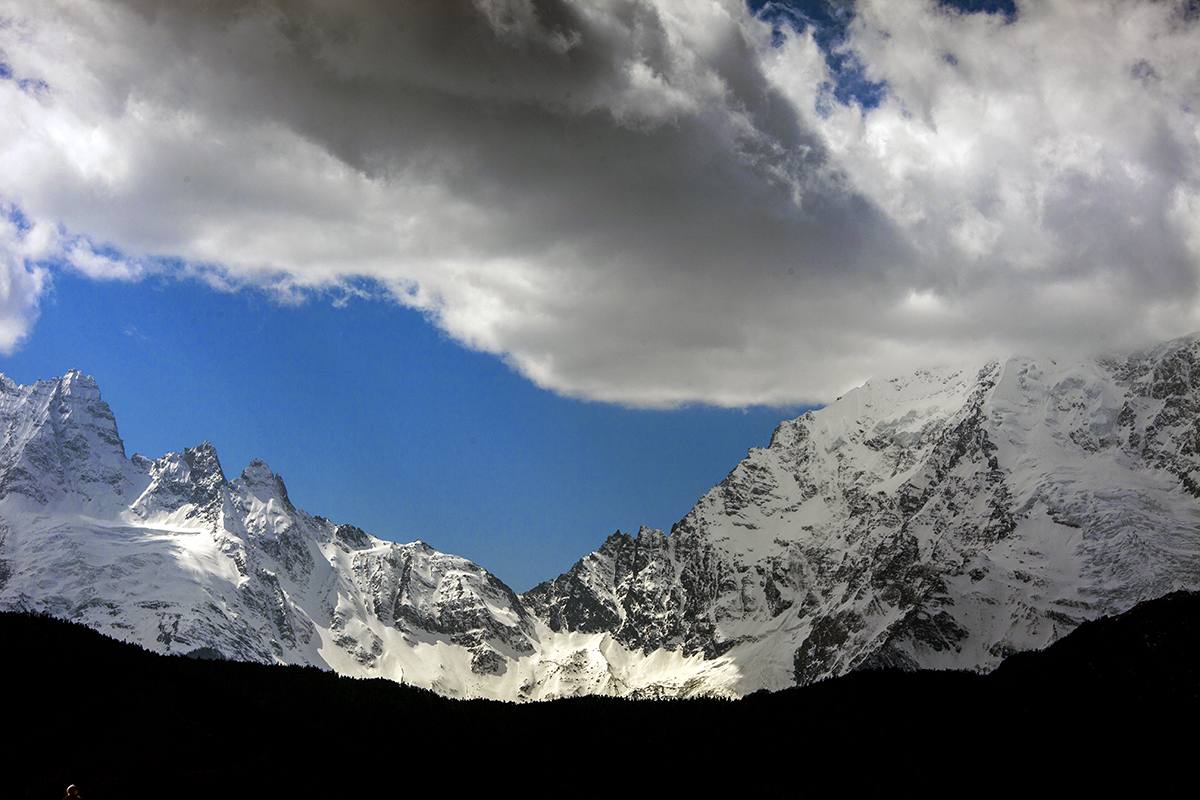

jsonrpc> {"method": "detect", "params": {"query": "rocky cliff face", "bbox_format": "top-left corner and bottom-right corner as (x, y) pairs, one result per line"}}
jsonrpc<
(523, 337), (1200, 692)
(0, 370), (130, 506)
(4, 336), (1200, 699)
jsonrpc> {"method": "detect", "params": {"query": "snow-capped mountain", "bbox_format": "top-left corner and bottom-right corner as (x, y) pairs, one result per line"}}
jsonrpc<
(0, 371), (542, 697)
(0, 369), (720, 699)
(4, 335), (1200, 699)
(525, 336), (1200, 693)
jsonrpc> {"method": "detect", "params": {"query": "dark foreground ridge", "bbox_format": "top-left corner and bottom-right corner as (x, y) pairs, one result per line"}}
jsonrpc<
(9, 591), (1197, 799)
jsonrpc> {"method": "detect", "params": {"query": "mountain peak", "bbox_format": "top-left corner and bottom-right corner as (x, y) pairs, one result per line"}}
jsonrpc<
(0, 369), (128, 504)
(57, 368), (102, 398)
(236, 458), (295, 512)
(240, 458), (275, 485)
(179, 442), (228, 509)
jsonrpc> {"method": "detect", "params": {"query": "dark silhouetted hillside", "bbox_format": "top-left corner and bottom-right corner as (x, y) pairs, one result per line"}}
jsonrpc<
(8, 591), (1196, 799)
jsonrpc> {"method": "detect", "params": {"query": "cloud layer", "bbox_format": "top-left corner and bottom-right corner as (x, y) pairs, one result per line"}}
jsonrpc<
(2, 0), (1199, 405)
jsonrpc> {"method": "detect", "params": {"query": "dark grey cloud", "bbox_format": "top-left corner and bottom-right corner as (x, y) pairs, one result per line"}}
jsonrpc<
(1, 0), (1198, 404)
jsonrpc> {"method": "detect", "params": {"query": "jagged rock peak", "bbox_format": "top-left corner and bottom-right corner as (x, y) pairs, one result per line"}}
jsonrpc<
(334, 523), (372, 549)
(60, 368), (98, 389)
(239, 458), (275, 484)
(183, 442), (226, 485)
(237, 458), (296, 513)
(0, 370), (129, 503)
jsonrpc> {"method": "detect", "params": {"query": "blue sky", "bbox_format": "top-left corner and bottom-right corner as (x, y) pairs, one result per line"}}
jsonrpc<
(2, 0), (1199, 588)
(0, 270), (804, 590)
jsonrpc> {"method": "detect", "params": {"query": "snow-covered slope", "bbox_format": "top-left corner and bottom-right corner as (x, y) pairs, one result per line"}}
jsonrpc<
(0, 370), (725, 699)
(4, 336), (1200, 699)
(0, 371), (541, 697)
(523, 336), (1200, 694)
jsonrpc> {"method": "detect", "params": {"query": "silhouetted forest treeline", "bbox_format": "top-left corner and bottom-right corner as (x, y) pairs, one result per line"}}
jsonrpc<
(8, 591), (1196, 799)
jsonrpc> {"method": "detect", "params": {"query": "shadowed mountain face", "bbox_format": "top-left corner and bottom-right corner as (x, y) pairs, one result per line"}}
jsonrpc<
(4, 335), (1200, 700)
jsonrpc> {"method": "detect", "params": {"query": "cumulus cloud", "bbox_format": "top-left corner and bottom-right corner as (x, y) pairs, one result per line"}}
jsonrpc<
(0, 0), (1198, 404)
(0, 205), (48, 353)
(797, 0), (1200, 349)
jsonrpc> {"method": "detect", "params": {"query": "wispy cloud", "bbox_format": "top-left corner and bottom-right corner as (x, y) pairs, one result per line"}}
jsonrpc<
(1, 0), (1198, 405)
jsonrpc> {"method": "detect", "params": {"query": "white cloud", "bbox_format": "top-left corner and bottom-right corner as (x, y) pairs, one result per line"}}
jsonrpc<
(1, 0), (1198, 403)
(0, 208), (48, 353)
(65, 240), (145, 280)
(800, 0), (1200, 342)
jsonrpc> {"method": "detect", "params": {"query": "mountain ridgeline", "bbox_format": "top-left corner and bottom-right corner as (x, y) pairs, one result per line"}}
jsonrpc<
(3, 335), (1200, 699)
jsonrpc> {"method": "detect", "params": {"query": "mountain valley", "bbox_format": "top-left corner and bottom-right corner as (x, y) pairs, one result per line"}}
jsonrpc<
(4, 335), (1200, 699)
